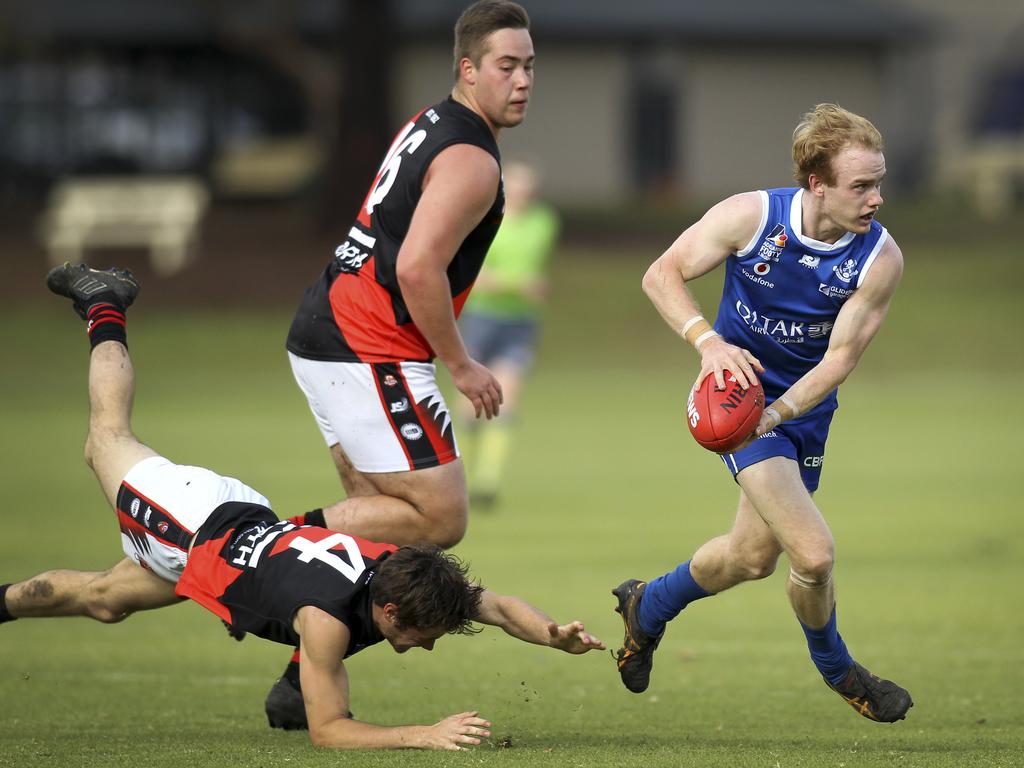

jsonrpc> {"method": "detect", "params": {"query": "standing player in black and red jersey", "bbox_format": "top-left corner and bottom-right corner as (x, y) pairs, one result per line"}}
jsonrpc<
(286, 1), (533, 550)
(0, 263), (604, 751)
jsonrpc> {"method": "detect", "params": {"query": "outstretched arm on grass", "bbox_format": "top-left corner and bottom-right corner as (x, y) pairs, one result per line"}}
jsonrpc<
(473, 590), (606, 654)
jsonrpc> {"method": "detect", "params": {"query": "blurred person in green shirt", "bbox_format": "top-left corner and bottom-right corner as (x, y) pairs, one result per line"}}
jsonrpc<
(458, 161), (560, 510)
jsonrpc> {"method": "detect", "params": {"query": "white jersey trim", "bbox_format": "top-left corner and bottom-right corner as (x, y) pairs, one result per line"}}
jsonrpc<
(856, 227), (889, 288)
(348, 226), (376, 249)
(790, 189), (856, 252)
(737, 191), (769, 257)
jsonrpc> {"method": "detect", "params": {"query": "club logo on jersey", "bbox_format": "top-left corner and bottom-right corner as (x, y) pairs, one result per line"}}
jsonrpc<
(833, 257), (859, 283)
(758, 224), (788, 262)
(383, 374), (398, 387)
(130, 498), (141, 518)
(389, 398), (409, 414)
(334, 234), (375, 275)
(734, 300), (805, 343)
(808, 321), (834, 338)
(400, 423), (424, 441)
(334, 243), (370, 273)
(798, 254), (821, 269)
(157, 521), (169, 535)
(818, 283), (854, 299)
(753, 262), (771, 276)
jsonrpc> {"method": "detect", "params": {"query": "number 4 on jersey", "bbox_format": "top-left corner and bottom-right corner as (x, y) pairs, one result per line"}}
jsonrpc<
(289, 533), (366, 583)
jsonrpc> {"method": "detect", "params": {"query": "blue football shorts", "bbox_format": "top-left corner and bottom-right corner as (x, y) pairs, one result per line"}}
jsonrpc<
(719, 404), (836, 492)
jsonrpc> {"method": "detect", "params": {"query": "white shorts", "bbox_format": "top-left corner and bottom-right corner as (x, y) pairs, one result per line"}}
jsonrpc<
(288, 352), (459, 473)
(116, 456), (271, 583)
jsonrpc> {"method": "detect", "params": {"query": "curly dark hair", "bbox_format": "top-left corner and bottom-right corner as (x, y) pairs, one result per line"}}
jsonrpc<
(370, 546), (485, 635)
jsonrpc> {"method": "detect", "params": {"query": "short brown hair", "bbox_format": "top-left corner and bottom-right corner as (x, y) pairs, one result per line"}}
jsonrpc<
(792, 103), (884, 188)
(453, 0), (530, 79)
(370, 546), (484, 635)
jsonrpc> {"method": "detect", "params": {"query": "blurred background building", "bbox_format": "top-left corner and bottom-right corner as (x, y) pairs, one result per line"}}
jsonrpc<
(1, 0), (1023, 280)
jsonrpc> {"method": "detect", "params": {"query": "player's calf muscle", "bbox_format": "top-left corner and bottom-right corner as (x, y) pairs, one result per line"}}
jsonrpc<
(8, 570), (111, 620)
(732, 550), (778, 581)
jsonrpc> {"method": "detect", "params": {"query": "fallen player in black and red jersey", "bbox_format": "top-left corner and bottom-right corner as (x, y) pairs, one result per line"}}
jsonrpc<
(0, 263), (604, 751)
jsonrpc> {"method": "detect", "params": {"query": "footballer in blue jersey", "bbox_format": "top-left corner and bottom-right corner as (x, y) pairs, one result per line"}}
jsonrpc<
(613, 104), (913, 724)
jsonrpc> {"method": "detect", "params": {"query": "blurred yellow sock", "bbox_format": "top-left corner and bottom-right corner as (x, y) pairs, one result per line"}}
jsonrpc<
(472, 422), (511, 499)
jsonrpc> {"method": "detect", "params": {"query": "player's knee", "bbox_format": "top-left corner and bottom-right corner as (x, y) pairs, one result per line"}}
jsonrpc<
(87, 604), (128, 623)
(417, 496), (468, 548)
(789, 549), (835, 588)
(83, 426), (119, 471)
(426, 513), (467, 548)
(83, 571), (130, 623)
(83, 432), (100, 470)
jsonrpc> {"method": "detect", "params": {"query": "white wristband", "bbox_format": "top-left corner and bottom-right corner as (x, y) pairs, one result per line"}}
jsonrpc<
(694, 330), (719, 350)
(681, 315), (706, 335)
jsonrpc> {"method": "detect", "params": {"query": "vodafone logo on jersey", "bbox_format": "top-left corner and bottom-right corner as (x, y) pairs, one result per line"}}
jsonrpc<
(741, 267), (774, 289)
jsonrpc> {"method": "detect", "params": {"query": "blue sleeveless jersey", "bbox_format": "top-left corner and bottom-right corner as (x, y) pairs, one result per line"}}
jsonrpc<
(713, 188), (888, 415)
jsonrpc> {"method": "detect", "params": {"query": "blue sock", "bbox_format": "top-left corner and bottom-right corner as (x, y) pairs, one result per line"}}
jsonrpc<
(636, 560), (712, 637)
(800, 606), (853, 685)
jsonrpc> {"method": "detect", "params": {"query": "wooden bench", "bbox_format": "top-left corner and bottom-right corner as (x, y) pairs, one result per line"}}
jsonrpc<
(955, 138), (1024, 218)
(40, 176), (210, 276)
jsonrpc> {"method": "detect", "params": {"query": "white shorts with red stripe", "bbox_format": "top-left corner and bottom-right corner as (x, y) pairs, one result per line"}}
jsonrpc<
(116, 456), (271, 583)
(288, 352), (459, 473)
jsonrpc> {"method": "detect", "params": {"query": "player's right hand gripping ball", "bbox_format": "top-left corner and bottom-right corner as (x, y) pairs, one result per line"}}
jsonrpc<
(686, 370), (765, 453)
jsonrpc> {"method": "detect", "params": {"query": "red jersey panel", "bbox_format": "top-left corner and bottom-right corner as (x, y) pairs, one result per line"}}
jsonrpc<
(287, 97), (504, 363)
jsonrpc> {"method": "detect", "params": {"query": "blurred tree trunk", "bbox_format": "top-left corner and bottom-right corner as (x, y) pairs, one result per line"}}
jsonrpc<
(203, 0), (394, 235)
(320, 0), (395, 232)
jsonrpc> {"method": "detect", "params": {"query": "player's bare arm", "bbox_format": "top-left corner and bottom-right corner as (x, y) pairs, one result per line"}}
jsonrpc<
(643, 192), (766, 390)
(473, 590), (605, 654)
(396, 143), (504, 419)
(297, 606), (491, 750)
(755, 238), (904, 436)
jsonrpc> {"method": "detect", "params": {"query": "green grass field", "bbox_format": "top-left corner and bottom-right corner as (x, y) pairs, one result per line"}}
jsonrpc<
(1, 229), (1021, 767)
